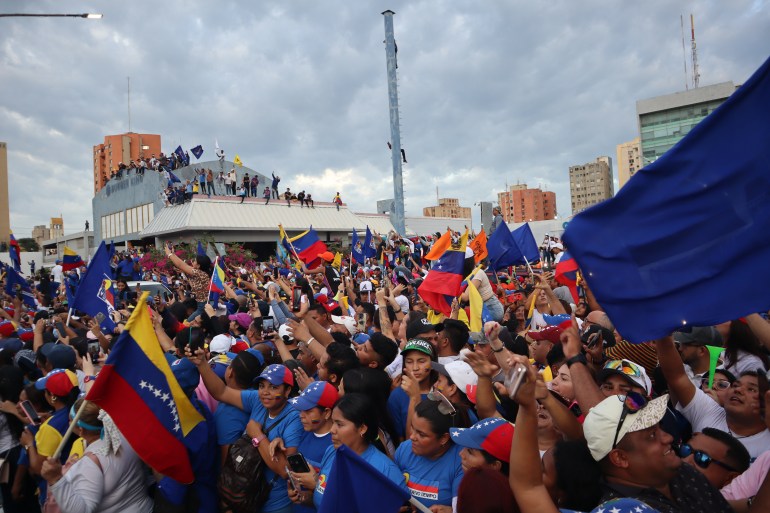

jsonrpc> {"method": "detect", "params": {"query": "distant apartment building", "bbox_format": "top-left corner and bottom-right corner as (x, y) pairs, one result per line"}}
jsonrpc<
(49, 217), (64, 239)
(497, 184), (556, 223)
(636, 82), (736, 166)
(616, 137), (643, 189)
(423, 198), (471, 219)
(569, 156), (614, 214)
(32, 225), (50, 246)
(93, 132), (162, 194)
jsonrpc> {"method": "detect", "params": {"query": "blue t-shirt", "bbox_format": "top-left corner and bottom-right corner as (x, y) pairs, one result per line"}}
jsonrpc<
(238, 396), (305, 513)
(116, 259), (134, 278)
(387, 388), (428, 439)
(294, 431), (332, 513)
(394, 441), (463, 509)
(313, 444), (407, 510)
(214, 402), (250, 445)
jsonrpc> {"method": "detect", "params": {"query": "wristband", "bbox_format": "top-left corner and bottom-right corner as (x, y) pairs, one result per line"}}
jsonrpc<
(83, 375), (97, 383)
(307, 337), (316, 346)
(565, 353), (588, 368)
(251, 435), (266, 448)
(491, 344), (505, 353)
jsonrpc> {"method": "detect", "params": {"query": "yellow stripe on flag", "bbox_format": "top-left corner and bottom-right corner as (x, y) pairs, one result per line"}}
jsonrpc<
(466, 279), (483, 332)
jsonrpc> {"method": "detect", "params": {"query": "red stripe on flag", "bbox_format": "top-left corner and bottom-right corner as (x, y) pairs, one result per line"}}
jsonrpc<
(87, 365), (195, 483)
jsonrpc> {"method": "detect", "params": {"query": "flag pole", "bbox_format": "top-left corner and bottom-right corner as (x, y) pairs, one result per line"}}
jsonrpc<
(409, 497), (432, 513)
(52, 399), (89, 460)
(278, 224), (302, 263)
(65, 307), (73, 327)
(207, 256), (218, 304)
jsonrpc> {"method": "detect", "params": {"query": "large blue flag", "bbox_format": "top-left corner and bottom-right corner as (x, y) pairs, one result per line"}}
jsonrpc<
(364, 226), (377, 258)
(563, 55), (770, 343)
(190, 145), (204, 159)
(511, 223), (540, 264)
(351, 228), (365, 264)
(486, 221), (522, 270)
(317, 444), (410, 513)
(4, 265), (36, 308)
(72, 241), (116, 332)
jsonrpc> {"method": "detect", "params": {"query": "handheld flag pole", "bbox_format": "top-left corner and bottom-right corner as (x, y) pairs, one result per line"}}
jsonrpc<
(409, 498), (432, 513)
(65, 307), (73, 327)
(523, 255), (535, 276)
(207, 257), (218, 304)
(52, 399), (89, 460)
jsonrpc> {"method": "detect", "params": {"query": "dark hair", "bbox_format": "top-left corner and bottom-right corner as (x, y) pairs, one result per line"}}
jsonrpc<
(231, 351), (265, 389)
(457, 467), (519, 513)
(480, 449), (510, 476)
(701, 428), (750, 473)
(552, 440), (602, 511)
(325, 342), (360, 384)
(294, 277), (315, 306)
(726, 320), (770, 369)
(359, 302), (376, 320)
(334, 393), (379, 444)
(414, 396), (471, 437)
(367, 333), (399, 368)
(0, 367), (25, 438)
(309, 303), (329, 319)
(195, 255), (212, 274)
(546, 343), (566, 368)
(373, 305), (396, 331)
(341, 368), (398, 444)
(23, 384), (50, 413)
(442, 320), (470, 354)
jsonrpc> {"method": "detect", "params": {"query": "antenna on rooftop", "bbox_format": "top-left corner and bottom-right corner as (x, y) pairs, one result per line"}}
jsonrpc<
(127, 76), (132, 132)
(680, 15), (689, 91)
(690, 14), (700, 88)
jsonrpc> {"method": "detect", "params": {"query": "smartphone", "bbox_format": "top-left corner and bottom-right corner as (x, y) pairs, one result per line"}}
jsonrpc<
(54, 321), (66, 337)
(291, 287), (302, 311)
(287, 453), (311, 474)
(163, 292), (170, 302)
(19, 400), (41, 425)
(94, 312), (106, 325)
(356, 313), (367, 333)
(504, 363), (528, 400)
(757, 368), (769, 417)
(88, 341), (101, 361)
(262, 316), (275, 333)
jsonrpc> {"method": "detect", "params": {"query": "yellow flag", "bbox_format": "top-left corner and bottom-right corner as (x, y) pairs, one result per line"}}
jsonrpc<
(332, 252), (342, 270)
(466, 279), (484, 332)
(234, 155), (243, 166)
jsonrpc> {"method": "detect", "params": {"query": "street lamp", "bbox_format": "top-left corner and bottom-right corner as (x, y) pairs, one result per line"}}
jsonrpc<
(0, 13), (103, 19)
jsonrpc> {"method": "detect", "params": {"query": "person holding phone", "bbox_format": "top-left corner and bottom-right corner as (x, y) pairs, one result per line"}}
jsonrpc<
(164, 245), (212, 322)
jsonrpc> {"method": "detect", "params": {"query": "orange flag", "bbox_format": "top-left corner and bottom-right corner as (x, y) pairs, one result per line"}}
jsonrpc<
(425, 230), (452, 260)
(469, 231), (488, 263)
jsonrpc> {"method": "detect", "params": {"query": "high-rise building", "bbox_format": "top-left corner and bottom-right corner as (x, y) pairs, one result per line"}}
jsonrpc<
(497, 184), (556, 223)
(569, 156), (614, 214)
(0, 142), (9, 247)
(423, 198), (471, 219)
(93, 132), (162, 194)
(636, 82), (736, 167)
(616, 137), (643, 189)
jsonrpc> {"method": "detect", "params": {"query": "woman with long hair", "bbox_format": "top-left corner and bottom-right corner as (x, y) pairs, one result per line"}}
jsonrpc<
(721, 319), (770, 375)
(164, 246), (212, 322)
(340, 367), (399, 458)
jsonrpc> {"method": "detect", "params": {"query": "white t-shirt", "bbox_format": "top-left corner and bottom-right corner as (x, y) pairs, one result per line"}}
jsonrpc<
(719, 350), (768, 376)
(676, 388), (770, 460)
(52, 264), (63, 283)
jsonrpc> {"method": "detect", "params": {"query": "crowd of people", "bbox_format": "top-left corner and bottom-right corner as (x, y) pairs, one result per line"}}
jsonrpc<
(0, 228), (769, 513)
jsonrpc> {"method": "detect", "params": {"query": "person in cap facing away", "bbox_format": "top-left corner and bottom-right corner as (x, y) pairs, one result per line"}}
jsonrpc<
(21, 369), (80, 483)
(387, 339), (437, 441)
(297, 251), (342, 296)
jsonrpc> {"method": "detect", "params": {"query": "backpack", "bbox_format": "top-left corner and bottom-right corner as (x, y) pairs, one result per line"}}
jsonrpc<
(217, 409), (289, 513)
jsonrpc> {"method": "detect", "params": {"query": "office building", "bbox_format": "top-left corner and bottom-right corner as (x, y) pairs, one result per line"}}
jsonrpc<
(423, 198), (471, 219)
(497, 184), (557, 223)
(569, 156), (614, 214)
(93, 132), (162, 194)
(0, 142), (9, 247)
(616, 137), (643, 189)
(636, 82), (737, 166)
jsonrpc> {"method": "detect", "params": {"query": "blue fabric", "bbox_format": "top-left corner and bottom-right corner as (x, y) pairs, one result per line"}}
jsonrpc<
(293, 431), (333, 513)
(116, 259), (134, 278)
(511, 223), (540, 264)
(563, 55), (770, 343)
(259, 406), (305, 513)
(486, 221), (522, 270)
(386, 388), (428, 439)
(314, 444), (408, 512)
(214, 402), (250, 445)
(394, 441), (463, 509)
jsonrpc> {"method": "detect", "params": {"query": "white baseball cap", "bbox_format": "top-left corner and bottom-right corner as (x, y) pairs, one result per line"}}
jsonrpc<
(432, 360), (478, 397)
(584, 394), (669, 461)
(331, 315), (357, 336)
(209, 334), (234, 354)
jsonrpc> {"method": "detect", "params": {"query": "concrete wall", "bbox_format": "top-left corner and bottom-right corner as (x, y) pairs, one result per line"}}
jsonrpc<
(0, 251), (43, 274)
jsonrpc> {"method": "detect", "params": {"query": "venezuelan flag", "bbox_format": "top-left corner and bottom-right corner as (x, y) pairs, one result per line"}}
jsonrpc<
(8, 232), (21, 271)
(86, 292), (203, 483)
(209, 258), (226, 295)
(555, 250), (579, 303)
(418, 230), (469, 316)
(61, 246), (85, 271)
(280, 225), (328, 269)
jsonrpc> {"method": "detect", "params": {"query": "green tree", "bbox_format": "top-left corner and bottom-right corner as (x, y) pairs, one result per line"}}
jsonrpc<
(17, 238), (40, 252)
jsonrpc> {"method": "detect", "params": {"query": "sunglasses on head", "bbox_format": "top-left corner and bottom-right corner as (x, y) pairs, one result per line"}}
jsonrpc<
(612, 391), (648, 449)
(674, 443), (738, 472)
(604, 359), (642, 378)
(427, 389), (457, 416)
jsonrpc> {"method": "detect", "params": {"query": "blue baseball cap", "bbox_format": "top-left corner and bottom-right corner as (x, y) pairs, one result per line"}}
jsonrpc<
(257, 364), (294, 387)
(449, 417), (514, 463)
(352, 333), (370, 345)
(289, 381), (338, 411)
(171, 357), (200, 392)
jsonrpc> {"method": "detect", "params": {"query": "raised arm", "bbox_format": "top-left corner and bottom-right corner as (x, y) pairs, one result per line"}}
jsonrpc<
(559, 315), (605, 411)
(654, 335), (695, 407)
(745, 313), (770, 351)
(186, 348), (243, 409)
(164, 246), (196, 276)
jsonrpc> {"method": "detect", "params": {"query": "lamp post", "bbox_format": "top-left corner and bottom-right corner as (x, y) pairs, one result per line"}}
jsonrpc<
(0, 13), (103, 19)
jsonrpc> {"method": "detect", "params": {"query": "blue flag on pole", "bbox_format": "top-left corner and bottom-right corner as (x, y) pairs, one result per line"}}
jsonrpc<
(190, 145), (204, 159)
(317, 445), (410, 513)
(173, 145), (186, 165)
(364, 226), (377, 258)
(486, 221), (522, 270)
(4, 266), (36, 308)
(511, 223), (541, 264)
(167, 171), (182, 184)
(72, 242), (116, 333)
(563, 55), (770, 343)
(197, 241), (205, 256)
(351, 229), (365, 264)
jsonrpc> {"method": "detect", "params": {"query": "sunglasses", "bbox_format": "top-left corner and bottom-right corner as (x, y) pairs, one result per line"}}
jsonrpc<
(612, 391), (648, 449)
(427, 389), (457, 416)
(701, 377), (731, 390)
(674, 443), (738, 472)
(604, 359), (642, 378)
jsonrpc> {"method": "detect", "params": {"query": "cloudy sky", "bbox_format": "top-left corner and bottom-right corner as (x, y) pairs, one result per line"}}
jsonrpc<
(1, 0), (768, 238)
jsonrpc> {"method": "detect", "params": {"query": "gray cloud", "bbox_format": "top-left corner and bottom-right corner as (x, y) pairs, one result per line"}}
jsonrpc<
(1, 0), (767, 237)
